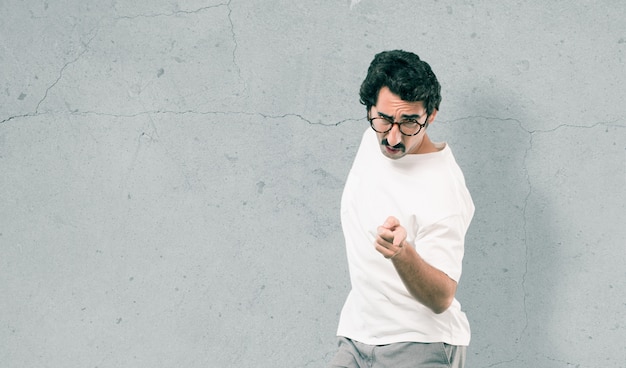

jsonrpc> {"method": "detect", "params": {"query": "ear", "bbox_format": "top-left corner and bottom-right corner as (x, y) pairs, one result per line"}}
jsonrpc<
(427, 109), (438, 124)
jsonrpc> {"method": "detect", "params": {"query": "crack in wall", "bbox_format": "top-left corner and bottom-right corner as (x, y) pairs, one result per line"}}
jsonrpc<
(2, 3), (241, 125)
(225, 0), (240, 79)
(449, 116), (624, 363)
(1, 113), (35, 125)
(2, 108), (359, 127)
(524, 119), (626, 134)
(477, 116), (624, 365)
(445, 116), (626, 132)
(519, 124), (532, 355)
(64, 109), (361, 127)
(545, 354), (582, 367)
(113, 1), (242, 83)
(34, 27), (100, 115)
(223, 0), (246, 98)
(1, 24), (101, 124)
(114, 3), (228, 19)
(485, 358), (519, 367)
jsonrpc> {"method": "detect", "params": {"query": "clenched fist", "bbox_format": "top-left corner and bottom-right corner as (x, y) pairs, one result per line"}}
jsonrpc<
(375, 216), (407, 259)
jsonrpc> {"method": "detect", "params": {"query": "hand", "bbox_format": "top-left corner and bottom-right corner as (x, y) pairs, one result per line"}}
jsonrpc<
(375, 216), (407, 259)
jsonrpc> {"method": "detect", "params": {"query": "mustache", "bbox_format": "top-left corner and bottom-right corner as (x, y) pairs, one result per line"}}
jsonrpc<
(382, 139), (405, 151)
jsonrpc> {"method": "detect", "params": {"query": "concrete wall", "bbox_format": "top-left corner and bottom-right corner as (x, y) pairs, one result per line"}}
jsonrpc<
(1, 1), (624, 367)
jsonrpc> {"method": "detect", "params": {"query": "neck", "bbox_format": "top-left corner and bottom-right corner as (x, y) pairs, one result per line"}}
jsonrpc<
(413, 134), (440, 154)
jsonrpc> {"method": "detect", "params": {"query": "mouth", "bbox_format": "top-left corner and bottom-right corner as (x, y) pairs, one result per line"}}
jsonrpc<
(382, 139), (405, 154)
(385, 145), (402, 154)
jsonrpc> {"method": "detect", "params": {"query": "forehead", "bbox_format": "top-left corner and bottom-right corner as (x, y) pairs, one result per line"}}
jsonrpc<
(374, 87), (425, 114)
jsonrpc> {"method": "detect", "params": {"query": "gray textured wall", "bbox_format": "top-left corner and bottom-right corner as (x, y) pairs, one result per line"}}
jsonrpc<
(1, 1), (625, 367)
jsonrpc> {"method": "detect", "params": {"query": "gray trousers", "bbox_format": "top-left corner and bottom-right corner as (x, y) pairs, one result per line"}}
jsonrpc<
(328, 337), (466, 368)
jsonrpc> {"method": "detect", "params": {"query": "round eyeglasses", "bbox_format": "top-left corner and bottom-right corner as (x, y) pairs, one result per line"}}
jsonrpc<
(368, 115), (429, 136)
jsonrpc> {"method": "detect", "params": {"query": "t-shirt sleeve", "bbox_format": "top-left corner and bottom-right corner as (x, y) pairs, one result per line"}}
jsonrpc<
(413, 214), (468, 282)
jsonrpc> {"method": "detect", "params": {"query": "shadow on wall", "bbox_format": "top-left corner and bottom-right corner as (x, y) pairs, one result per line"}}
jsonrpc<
(520, 121), (626, 366)
(445, 87), (558, 366)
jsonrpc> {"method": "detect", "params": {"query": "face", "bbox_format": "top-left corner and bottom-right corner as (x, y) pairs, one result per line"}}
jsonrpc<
(369, 86), (438, 159)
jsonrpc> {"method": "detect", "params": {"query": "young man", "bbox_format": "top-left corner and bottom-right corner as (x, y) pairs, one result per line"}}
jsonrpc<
(329, 50), (474, 368)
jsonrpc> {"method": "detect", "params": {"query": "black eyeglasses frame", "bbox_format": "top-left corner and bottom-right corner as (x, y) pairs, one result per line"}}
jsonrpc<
(367, 115), (429, 136)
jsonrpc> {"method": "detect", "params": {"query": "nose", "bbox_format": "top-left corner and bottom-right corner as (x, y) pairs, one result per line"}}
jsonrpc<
(386, 123), (402, 146)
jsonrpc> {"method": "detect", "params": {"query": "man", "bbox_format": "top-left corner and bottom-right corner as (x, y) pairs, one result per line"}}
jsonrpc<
(329, 50), (474, 368)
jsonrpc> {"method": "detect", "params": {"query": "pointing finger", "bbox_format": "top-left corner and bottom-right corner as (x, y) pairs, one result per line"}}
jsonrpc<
(382, 216), (400, 230)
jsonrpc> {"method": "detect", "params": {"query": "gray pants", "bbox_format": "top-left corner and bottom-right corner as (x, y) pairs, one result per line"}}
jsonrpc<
(328, 337), (466, 368)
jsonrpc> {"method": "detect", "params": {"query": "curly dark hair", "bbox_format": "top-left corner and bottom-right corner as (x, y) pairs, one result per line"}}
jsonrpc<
(359, 50), (442, 115)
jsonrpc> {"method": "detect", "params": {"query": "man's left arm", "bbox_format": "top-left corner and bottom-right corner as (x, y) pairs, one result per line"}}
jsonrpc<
(375, 216), (458, 314)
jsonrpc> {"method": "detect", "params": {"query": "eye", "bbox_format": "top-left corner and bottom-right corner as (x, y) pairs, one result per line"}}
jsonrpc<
(376, 117), (393, 124)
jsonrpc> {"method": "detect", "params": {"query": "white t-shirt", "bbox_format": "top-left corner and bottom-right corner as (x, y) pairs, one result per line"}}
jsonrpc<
(337, 128), (474, 346)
